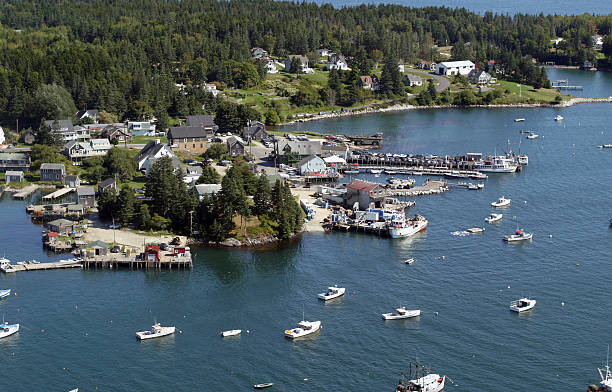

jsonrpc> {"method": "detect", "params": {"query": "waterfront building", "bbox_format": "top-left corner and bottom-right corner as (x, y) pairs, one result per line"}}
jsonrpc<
(299, 155), (326, 175)
(47, 218), (75, 234)
(76, 186), (96, 207)
(344, 179), (386, 210)
(435, 60), (475, 76)
(40, 163), (66, 182)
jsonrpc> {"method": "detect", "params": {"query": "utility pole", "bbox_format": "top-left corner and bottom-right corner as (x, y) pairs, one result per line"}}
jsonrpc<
(188, 210), (194, 236)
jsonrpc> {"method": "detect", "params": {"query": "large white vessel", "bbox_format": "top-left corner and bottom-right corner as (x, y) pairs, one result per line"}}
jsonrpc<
(136, 323), (175, 340)
(594, 347), (612, 392)
(395, 363), (446, 392)
(476, 155), (518, 173)
(0, 321), (19, 339)
(389, 214), (428, 239)
(284, 320), (321, 339)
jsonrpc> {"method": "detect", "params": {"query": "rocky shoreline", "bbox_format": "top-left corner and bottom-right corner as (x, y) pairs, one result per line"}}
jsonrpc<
(282, 97), (612, 125)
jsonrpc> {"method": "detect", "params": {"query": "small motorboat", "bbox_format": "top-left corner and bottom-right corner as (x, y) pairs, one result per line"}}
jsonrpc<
(254, 383), (274, 389)
(554, 115), (564, 121)
(519, 130), (531, 133)
(468, 183), (479, 190)
(368, 168), (382, 174)
(477, 183), (485, 189)
(285, 320), (321, 339)
(510, 298), (536, 312)
(491, 196), (511, 207)
(136, 323), (175, 340)
(0, 321), (19, 339)
(318, 286), (346, 301)
(598, 144), (612, 149)
(467, 227), (485, 233)
(404, 258), (415, 265)
(503, 229), (533, 242)
(0, 289), (11, 299)
(517, 154), (529, 165)
(514, 118), (525, 122)
(382, 307), (420, 320)
(221, 329), (242, 337)
(485, 213), (503, 223)
(526, 132), (539, 139)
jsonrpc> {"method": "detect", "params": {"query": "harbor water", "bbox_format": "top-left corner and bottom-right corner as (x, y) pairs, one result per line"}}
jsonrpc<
(1, 71), (612, 391)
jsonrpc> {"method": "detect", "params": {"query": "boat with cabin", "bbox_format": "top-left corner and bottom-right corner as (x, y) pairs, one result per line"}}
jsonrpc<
(136, 323), (175, 340)
(404, 258), (415, 265)
(254, 383), (274, 389)
(395, 362), (446, 392)
(0, 289), (11, 299)
(590, 347), (612, 392)
(221, 329), (242, 337)
(368, 168), (383, 174)
(318, 286), (345, 301)
(517, 154), (529, 165)
(284, 320), (321, 339)
(0, 321), (19, 339)
(503, 229), (533, 242)
(491, 196), (511, 207)
(526, 132), (539, 139)
(555, 115), (564, 121)
(476, 155), (518, 173)
(597, 144), (612, 149)
(509, 298), (536, 312)
(388, 214), (428, 239)
(485, 213), (503, 223)
(382, 307), (420, 320)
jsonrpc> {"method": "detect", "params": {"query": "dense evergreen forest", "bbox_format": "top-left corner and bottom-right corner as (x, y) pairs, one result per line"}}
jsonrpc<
(0, 0), (611, 128)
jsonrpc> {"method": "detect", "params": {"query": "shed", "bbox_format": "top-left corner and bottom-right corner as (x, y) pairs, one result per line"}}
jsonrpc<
(344, 179), (386, 210)
(48, 218), (75, 234)
(5, 170), (24, 184)
(64, 175), (80, 188)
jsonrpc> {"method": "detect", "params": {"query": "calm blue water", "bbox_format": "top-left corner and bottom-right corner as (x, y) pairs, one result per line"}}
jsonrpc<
(311, 0), (612, 15)
(1, 70), (611, 391)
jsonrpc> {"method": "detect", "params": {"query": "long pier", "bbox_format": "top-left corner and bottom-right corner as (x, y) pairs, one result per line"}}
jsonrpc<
(1, 260), (83, 273)
(82, 256), (192, 270)
(42, 187), (74, 199)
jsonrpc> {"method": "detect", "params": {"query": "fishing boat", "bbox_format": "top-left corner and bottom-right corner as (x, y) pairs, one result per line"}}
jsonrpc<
(221, 329), (242, 337)
(467, 183), (480, 190)
(509, 298), (536, 312)
(0, 289), (10, 299)
(388, 214), (428, 239)
(317, 286), (345, 301)
(136, 323), (175, 340)
(404, 258), (415, 265)
(382, 307), (420, 320)
(526, 132), (539, 139)
(284, 320), (321, 339)
(554, 114), (564, 121)
(517, 154), (529, 165)
(592, 347), (612, 392)
(0, 321), (19, 339)
(368, 168), (383, 174)
(597, 144), (612, 149)
(503, 229), (533, 242)
(485, 213), (503, 223)
(395, 362), (446, 392)
(476, 155), (518, 173)
(491, 196), (511, 207)
(254, 383), (274, 389)
(514, 118), (525, 122)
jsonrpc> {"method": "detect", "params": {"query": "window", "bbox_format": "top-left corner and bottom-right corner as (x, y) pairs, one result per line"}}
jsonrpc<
(184, 138), (187, 143)
(193, 144), (196, 149)
(200, 144), (203, 148)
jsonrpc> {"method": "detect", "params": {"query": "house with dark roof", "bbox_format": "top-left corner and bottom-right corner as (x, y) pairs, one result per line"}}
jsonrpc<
(22, 130), (35, 145)
(76, 186), (96, 207)
(168, 126), (208, 154)
(64, 175), (80, 188)
(0, 152), (31, 172)
(134, 140), (176, 173)
(468, 69), (494, 85)
(101, 126), (132, 143)
(241, 121), (268, 141)
(285, 55), (313, 73)
(76, 109), (99, 122)
(40, 163), (66, 182)
(98, 178), (116, 195)
(186, 115), (218, 134)
(227, 136), (246, 156)
(344, 179), (386, 209)
(5, 170), (24, 184)
(44, 119), (77, 141)
(278, 140), (323, 164)
(47, 218), (75, 234)
(417, 60), (436, 70)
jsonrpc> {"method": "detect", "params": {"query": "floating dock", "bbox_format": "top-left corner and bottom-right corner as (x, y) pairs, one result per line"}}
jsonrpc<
(42, 187), (74, 200)
(1, 260), (83, 273)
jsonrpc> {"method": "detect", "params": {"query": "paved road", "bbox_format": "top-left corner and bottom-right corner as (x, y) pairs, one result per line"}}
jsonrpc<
(408, 69), (450, 92)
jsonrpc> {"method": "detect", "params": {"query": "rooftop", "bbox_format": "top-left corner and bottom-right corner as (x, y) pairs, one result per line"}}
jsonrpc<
(346, 179), (382, 193)
(169, 126), (208, 139)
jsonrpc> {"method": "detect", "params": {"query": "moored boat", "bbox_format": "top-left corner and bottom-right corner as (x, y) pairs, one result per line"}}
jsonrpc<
(388, 214), (428, 239)
(318, 286), (345, 301)
(591, 347), (612, 392)
(344, 169), (360, 174)
(254, 383), (274, 389)
(0, 321), (19, 339)
(221, 329), (242, 337)
(515, 118), (525, 122)
(382, 307), (420, 320)
(136, 323), (175, 340)
(491, 196), (511, 207)
(395, 363), (446, 392)
(368, 168), (382, 174)
(509, 298), (536, 312)
(477, 155), (518, 173)
(467, 227), (485, 233)
(554, 114), (564, 121)
(503, 229), (533, 242)
(0, 289), (11, 299)
(517, 154), (529, 165)
(526, 132), (539, 139)
(404, 258), (415, 265)
(284, 320), (321, 339)
(485, 213), (503, 223)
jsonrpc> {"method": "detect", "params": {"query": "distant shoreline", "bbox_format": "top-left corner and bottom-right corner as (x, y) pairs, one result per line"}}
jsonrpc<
(282, 97), (612, 125)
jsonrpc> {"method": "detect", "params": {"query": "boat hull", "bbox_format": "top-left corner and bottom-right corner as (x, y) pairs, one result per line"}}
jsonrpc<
(317, 288), (346, 301)
(221, 329), (242, 337)
(285, 321), (321, 339)
(389, 220), (428, 239)
(382, 309), (420, 320)
(0, 323), (19, 339)
(0, 289), (10, 299)
(136, 326), (175, 340)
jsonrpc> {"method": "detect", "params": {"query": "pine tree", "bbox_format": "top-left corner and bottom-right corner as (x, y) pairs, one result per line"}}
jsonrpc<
(253, 174), (272, 216)
(116, 185), (137, 225)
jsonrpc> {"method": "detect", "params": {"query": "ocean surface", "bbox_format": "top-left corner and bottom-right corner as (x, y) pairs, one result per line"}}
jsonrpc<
(309, 0), (612, 15)
(1, 69), (611, 391)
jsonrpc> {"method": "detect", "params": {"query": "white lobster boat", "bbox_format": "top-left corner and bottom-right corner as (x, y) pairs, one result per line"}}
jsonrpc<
(221, 329), (242, 337)
(382, 307), (420, 320)
(0, 321), (19, 339)
(503, 230), (533, 242)
(509, 298), (536, 312)
(318, 286), (345, 301)
(389, 214), (428, 239)
(491, 196), (511, 207)
(136, 323), (175, 340)
(284, 320), (321, 339)
(395, 364), (446, 392)
(485, 213), (503, 223)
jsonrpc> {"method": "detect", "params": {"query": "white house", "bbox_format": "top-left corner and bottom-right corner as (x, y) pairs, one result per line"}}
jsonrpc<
(134, 139), (176, 173)
(403, 74), (423, 87)
(468, 69), (495, 85)
(263, 59), (278, 74)
(326, 54), (350, 71)
(204, 83), (219, 97)
(398, 61), (405, 73)
(317, 48), (331, 57)
(299, 155), (326, 175)
(128, 121), (156, 136)
(435, 61), (475, 76)
(285, 55), (313, 74)
(592, 35), (604, 50)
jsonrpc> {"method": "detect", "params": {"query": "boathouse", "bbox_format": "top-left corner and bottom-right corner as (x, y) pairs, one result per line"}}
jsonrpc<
(344, 179), (386, 210)
(47, 218), (75, 234)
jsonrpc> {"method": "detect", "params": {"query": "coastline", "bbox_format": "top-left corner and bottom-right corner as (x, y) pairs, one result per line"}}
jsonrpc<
(282, 97), (612, 125)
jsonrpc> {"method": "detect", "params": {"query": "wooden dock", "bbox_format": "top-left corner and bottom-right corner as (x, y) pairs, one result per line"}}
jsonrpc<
(82, 254), (193, 270)
(12, 184), (40, 199)
(42, 187), (74, 200)
(1, 260), (83, 273)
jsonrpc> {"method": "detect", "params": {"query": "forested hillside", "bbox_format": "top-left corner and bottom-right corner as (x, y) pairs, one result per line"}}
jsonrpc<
(0, 0), (610, 128)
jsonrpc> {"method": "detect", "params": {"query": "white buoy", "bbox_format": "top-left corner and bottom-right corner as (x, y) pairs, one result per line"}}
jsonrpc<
(549, 234), (552, 238)
(561, 301), (565, 306)
(507, 286), (511, 289)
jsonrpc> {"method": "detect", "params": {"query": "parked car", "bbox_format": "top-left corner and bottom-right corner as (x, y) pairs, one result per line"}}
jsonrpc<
(160, 243), (169, 251)
(111, 245), (121, 253)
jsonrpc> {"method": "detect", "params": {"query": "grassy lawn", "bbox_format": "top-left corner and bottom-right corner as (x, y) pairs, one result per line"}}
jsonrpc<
(494, 80), (568, 103)
(131, 135), (167, 144)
